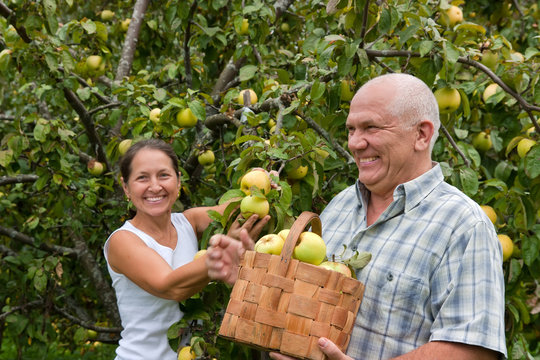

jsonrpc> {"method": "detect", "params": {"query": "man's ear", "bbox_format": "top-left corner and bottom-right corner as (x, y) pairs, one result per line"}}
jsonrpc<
(415, 120), (434, 151)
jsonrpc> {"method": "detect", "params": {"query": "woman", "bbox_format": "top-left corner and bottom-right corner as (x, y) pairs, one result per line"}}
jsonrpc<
(104, 139), (269, 360)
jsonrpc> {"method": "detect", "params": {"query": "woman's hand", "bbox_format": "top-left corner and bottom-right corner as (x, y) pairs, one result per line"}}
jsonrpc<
(206, 229), (254, 284)
(227, 213), (270, 241)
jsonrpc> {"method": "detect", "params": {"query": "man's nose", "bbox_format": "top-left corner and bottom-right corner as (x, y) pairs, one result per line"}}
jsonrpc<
(349, 132), (368, 149)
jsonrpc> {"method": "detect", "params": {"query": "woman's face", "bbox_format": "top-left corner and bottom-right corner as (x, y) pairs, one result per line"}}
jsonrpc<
(122, 148), (180, 218)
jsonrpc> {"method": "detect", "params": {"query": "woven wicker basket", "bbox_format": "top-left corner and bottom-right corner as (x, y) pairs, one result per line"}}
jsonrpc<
(219, 211), (365, 360)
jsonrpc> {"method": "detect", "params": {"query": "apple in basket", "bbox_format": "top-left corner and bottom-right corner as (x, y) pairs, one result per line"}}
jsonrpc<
(292, 231), (326, 265)
(254, 234), (284, 255)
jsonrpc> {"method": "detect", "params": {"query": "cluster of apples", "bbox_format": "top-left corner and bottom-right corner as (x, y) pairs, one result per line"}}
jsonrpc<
(254, 227), (353, 278)
(239, 169), (272, 219)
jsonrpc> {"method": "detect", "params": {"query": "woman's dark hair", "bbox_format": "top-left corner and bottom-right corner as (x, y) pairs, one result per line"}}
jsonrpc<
(119, 139), (179, 182)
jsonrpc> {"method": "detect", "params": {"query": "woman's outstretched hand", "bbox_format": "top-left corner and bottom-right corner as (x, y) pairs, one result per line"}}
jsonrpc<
(206, 229), (254, 284)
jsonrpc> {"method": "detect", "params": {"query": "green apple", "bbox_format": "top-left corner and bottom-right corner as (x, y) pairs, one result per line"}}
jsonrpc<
(517, 138), (536, 158)
(254, 234), (285, 255)
(480, 50), (499, 71)
(292, 231), (327, 265)
(149, 108), (161, 123)
(434, 87), (461, 114)
(340, 80), (355, 101)
(483, 83), (500, 103)
(87, 160), (105, 176)
(197, 150), (215, 166)
(319, 261), (352, 277)
(176, 108), (198, 128)
(240, 169), (271, 195)
(472, 132), (492, 152)
(278, 229), (290, 240)
(100, 10), (115, 21)
(118, 139), (133, 156)
(86, 55), (103, 72)
(236, 18), (249, 35)
(237, 89), (258, 105)
(240, 195), (269, 219)
(280, 22), (290, 32)
(439, 5), (463, 27)
(120, 18), (131, 32)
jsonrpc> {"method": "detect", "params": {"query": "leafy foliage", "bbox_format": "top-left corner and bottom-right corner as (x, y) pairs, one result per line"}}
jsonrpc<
(1, 0), (539, 359)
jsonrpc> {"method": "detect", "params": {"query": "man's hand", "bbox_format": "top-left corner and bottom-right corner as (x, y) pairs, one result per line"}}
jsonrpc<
(269, 338), (353, 360)
(227, 213), (270, 241)
(206, 229), (254, 284)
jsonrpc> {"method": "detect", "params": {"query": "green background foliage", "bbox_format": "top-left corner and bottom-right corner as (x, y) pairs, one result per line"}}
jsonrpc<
(0, 0), (539, 359)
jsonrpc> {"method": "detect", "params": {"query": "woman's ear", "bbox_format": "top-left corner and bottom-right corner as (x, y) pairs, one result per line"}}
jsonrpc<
(121, 177), (130, 198)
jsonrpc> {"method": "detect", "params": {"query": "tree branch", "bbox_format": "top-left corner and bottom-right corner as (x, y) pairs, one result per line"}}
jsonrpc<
(274, 0), (295, 19)
(440, 124), (470, 167)
(0, 300), (44, 322)
(115, 0), (150, 81)
(359, 0), (371, 46)
(0, 174), (39, 186)
(88, 102), (123, 116)
(62, 88), (109, 167)
(0, 2), (31, 43)
(183, 1), (199, 89)
(53, 305), (122, 334)
(0, 225), (78, 255)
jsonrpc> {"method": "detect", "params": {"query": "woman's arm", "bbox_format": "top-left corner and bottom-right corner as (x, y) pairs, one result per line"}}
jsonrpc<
(107, 230), (210, 301)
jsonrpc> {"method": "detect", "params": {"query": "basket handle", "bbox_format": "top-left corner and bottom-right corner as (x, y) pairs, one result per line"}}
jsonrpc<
(280, 211), (322, 265)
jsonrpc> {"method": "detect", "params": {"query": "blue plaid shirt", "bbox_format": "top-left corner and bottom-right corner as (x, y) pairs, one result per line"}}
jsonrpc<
(320, 164), (507, 359)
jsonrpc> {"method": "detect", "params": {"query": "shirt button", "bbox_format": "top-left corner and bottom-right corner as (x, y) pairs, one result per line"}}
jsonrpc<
(387, 273), (394, 281)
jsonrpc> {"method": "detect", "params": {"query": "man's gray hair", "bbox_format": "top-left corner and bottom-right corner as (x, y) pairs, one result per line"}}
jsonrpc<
(360, 73), (441, 150)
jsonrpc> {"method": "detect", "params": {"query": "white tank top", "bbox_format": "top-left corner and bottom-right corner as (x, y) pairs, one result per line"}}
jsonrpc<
(104, 213), (198, 360)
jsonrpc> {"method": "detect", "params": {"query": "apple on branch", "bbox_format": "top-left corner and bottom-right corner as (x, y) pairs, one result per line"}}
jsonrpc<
(240, 195), (270, 219)
(434, 87), (461, 114)
(240, 169), (271, 195)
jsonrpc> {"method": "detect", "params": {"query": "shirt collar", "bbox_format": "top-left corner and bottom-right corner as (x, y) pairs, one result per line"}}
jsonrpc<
(354, 162), (444, 213)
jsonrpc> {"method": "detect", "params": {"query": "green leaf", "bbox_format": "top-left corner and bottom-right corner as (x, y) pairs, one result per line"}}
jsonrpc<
(345, 251), (372, 270)
(459, 167), (478, 196)
(81, 19), (97, 34)
(0, 149), (13, 167)
(521, 235), (539, 266)
(444, 42), (460, 64)
(418, 40), (434, 57)
(310, 80), (325, 101)
(187, 100), (205, 120)
(239, 65), (258, 82)
(219, 190), (245, 204)
(524, 145), (540, 178)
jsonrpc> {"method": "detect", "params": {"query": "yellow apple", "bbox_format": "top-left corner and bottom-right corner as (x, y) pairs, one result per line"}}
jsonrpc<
(434, 87), (461, 114)
(197, 150), (215, 166)
(149, 108), (161, 123)
(236, 18), (249, 35)
(120, 18), (131, 32)
(176, 108), (198, 128)
(87, 159), (105, 176)
(178, 346), (196, 360)
(439, 5), (463, 27)
(237, 89), (258, 105)
(286, 164), (308, 180)
(240, 169), (271, 195)
(278, 229), (290, 241)
(254, 234), (285, 255)
(293, 231), (327, 265)
(100, 10), (115, 21)
(480, 205), (497, 225)
(497, 234), (513, 261)
(240, 195), (269, 219)
(483, 83), (500, 103)
(86, 55), (103, 72)
(517, 138), (536, 158)
(472, 132), (492, 152)
(193, 249), (207, 260)
(319, 261), (352, 277)
(118, 139), (133, 156)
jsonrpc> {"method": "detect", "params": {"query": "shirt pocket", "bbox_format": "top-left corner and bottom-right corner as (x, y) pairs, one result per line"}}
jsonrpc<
(358, 265), (426, 338)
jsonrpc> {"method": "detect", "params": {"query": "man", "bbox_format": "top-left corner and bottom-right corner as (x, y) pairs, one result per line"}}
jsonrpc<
(207, 73), (507, 359)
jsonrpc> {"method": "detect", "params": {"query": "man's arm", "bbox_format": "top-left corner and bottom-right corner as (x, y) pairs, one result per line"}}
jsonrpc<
(269, 339), (499, 360)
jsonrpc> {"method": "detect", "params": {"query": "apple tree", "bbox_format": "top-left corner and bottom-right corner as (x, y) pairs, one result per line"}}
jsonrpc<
(0, 0), (539, 359)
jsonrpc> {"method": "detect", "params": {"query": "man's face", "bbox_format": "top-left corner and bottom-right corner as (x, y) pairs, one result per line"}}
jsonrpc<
(346, 83), (424, 198)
